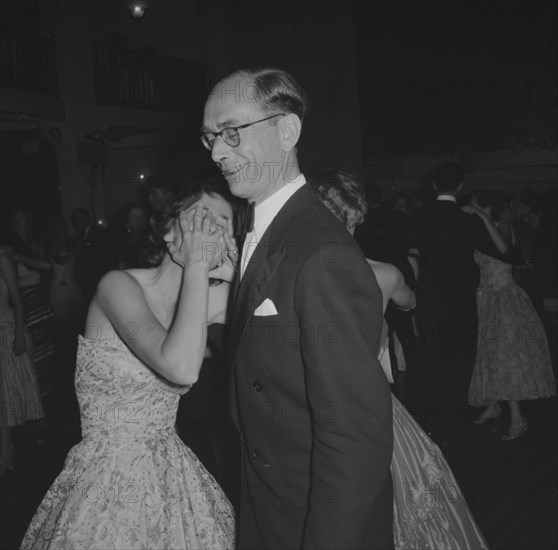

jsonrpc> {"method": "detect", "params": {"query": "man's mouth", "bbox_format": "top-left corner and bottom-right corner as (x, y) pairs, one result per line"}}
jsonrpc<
(222, 164), (246, 177)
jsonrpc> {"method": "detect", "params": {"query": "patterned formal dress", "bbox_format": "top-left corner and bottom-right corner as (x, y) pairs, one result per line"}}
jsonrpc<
(380, 337), (488, 549)
(17, 262), (58, 410)
(20, 334), (235, 549)
(392, 395), (488, 549)
(0, 272), (45, 428)
(469, 250), (556, 405)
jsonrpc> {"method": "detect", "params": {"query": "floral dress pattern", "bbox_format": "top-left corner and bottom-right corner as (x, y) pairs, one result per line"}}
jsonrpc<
(0, 272), (45, 427)
(392, 396), (488, 549)
(380, 332), (488, 549)
(469, 250), (556, 405)
(20, 334), (235, 550)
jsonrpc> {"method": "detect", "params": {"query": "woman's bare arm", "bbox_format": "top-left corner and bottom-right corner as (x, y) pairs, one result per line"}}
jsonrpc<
(368, 260), (416, 314)
(92, 204), (223, 385)
(390, 268), (416, 311)
(462, 206), (509, 254)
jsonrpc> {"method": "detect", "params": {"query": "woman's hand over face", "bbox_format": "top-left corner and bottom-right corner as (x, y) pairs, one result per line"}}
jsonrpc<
(173, 203), (225, 271)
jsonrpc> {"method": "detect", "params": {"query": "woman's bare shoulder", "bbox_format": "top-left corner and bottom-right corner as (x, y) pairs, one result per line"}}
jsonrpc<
(98, 268), (155, 292)
(366, 259), (401, 282)
(94, 270), (151, 310)
(86, 269), (152, 340)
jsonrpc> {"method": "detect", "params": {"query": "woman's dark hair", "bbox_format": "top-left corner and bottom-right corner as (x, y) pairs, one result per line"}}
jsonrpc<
(307, 170), (368, 230)
(146, 171), (185, 213)
(475, 189), (506, 222)
(143, 178), (236, 267)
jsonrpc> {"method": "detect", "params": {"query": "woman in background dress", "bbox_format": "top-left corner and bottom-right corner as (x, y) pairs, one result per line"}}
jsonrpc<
(309, 170), (489, 550)
(0, 249), (45, 475)
(464, 190), (556, 440)
(9, 211), (58, 415)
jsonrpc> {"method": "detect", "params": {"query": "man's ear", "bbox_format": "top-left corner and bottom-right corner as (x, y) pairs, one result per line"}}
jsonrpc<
(457, 182), (463, 192)
(279, 114), (301, 152)
(433, 182), (438, 192)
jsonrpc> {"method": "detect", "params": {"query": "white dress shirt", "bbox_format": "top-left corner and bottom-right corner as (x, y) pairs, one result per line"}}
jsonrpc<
(436, 194), (457, 203)
(240, 173), (307, 278)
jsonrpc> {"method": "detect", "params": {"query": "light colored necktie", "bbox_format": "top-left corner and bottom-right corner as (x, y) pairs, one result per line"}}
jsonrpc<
(240, 228), (258, 279)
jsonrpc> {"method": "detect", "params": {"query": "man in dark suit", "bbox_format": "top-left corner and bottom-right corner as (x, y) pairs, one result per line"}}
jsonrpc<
(202, 68), (394, 549)
(414, 163), (499, 434)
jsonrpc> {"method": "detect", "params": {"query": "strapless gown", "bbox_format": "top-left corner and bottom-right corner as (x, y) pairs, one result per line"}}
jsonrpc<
(20, 334), (235, 549)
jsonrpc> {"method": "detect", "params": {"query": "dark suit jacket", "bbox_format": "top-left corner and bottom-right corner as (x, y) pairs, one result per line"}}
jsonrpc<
(413, 199), (503, 410)
(229, 184), (394, 550)
(414, 200), (499, 311)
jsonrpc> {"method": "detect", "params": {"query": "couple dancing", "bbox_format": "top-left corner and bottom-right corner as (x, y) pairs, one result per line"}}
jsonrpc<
(21, 68), (486, 549)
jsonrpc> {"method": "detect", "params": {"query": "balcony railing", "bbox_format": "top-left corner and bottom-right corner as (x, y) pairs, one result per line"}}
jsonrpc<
(92, 44), (215, 111)
(0, 18), (59, 97)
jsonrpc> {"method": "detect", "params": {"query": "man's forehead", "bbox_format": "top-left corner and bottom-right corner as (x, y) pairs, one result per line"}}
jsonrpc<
(211, 75), (256, 100)
(205, 96), (255, 123)
(203, 77), (262, 127)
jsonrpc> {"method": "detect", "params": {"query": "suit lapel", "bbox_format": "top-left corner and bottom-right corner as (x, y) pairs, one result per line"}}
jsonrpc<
(230, 184), (315, 360)
(233, 247), (284, 333)
(230, 233), (284, 362)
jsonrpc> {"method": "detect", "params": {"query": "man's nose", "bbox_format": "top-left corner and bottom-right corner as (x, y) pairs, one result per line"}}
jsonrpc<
(211, 135), (231, 165)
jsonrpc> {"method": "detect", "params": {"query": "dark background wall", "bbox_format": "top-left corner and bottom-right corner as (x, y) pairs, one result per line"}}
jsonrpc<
(1, 0), (556, 227)
(221, 0), (364, 175)
(354, 0), (557, 158)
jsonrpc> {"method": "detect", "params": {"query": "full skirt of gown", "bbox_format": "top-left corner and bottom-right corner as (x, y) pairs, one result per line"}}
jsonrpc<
(469, 251), (555, 405)
(20, 335), (235, 550)
(392, 396), (488, 549)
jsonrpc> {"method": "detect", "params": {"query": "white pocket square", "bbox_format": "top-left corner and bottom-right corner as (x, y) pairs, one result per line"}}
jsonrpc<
(254, 298), (278, 316)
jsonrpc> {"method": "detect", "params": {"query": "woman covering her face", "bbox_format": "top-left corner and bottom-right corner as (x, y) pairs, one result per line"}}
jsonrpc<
(21, 181), (237, 550)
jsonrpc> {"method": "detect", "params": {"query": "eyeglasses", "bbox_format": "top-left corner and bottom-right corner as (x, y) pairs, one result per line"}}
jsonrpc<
(200, 114), (283, 150)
